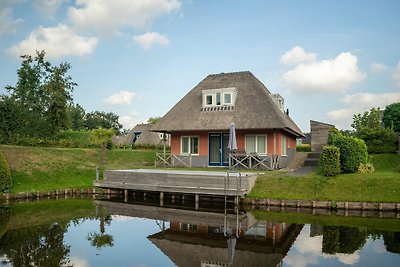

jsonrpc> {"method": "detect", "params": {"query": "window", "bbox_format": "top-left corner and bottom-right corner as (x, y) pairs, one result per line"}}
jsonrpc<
(281, 135), (287, 156)
(245, 135), (266, 154)
(181, 136), (199, 154)
(224, 93), (232, 104)
(206, 95), (213, 106)
(202, 87), (237, 108)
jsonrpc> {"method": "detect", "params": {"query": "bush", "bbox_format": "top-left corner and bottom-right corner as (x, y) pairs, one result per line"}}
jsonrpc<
(355, 127), (397, 154)
(328, 128), (368, 173)
(296, 144), (311, 152)
(320, 146), (341, 176)
(358, 163), (375, 174)
(0, 152), (12, 192)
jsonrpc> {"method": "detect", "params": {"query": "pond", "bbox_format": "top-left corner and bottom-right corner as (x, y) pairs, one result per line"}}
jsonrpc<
(0, 197), (399, 267)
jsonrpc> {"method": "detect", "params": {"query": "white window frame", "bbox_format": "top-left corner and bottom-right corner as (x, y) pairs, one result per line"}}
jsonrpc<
(204, 94), (214, 107)
(281, 135), (287, 156)
(245, 135), (267, 155)
(223, 92), (232, 105)
(181, 136), (199, 155)
(202, 87), (237, 108)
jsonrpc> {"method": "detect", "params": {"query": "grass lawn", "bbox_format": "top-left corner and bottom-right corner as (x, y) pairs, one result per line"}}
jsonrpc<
(0, 145), (156, 193)
(248, 154), (400, 203)
(1, 145), (399, 203)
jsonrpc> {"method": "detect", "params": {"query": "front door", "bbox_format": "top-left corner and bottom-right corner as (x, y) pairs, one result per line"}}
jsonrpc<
(209, 133), (229, 166)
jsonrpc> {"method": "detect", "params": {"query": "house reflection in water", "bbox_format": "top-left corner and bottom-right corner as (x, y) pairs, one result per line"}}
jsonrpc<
(148, 220), (303, 267)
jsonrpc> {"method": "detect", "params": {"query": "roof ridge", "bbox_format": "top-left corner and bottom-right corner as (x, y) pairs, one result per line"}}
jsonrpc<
(207, 71), (253, 77)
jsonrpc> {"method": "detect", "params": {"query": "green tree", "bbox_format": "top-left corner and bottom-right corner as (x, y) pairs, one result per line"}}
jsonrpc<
(3, 50), (76, 139)
(90, 128), (115, 171)
(147, 116), (161, 124)
(85, 111), (122, 134)
(351, 108), (381, 132)
(67, 103), (86, 131)
(383, 102), (400, 132)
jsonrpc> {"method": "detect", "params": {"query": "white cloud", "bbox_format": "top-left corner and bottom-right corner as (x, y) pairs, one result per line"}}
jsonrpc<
(280, 46), (317, 65)
(33, 0), (66, 18)
(370, 62), (387, 73)
(68, 0), (181, 35)
(69, 257), (89, 267)
(133, 32), (169, 49)
(104, 91), (137, 105)
(283, 52), (366, 94)
(394, 62), (400, 88)
(7, 24), (98, 58)
(335, 253), (360, 265)
(119, 113), (145, 129)
(0, 7), (23, 36)
(326, 91), (400, 129)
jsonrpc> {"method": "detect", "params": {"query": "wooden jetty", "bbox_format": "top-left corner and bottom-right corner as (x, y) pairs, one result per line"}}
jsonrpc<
(94, 169), (258, 206)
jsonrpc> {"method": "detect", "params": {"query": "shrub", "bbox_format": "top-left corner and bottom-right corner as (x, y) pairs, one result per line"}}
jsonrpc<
(358, 163), (375, 174)
(320, 146), (341, 176)
(328, 128), (368, 173)
(0, 152), (12, 192)
(355, 127), (397, 154)
(296, 144), (311, 152)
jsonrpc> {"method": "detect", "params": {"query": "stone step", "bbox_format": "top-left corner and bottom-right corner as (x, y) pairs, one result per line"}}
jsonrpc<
(307, 152), (321, 159)
(304, 158), (320, 166)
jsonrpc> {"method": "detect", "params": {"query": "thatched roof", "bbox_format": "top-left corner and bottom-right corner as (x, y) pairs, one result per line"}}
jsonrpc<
(112, 123), (168, 146)
(151, 71), (304, 137)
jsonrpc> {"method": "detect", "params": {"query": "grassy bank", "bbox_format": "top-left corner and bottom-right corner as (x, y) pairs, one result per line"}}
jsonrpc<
(248, 154), (400, 203)
(0, 145), (155, 193)
(1, 145), (399, 203)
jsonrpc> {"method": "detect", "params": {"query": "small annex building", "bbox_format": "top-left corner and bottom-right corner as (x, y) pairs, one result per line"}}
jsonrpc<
(151, 71), (304, 169)
(113, 123), (170, 147)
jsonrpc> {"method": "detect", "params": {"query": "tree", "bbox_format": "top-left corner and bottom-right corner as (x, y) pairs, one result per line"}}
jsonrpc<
(3, 50), (76, 139)
(147, 116), (161, 124)
(85, 111), (122, 134)
(351, 107), (397, 154)
(90, 128), (115, 172)
(67, 103), (86, 131)
(383, 102), (400, 132)
(351, 108), (381, 132)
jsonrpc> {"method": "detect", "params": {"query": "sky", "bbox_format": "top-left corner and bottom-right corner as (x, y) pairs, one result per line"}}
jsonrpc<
(0, 0), (399, 133)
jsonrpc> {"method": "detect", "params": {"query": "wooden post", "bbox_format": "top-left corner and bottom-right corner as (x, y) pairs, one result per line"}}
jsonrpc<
(160, 192), (164, 207)
(195, 194), (199, 210)
(124, 189), (128, 202)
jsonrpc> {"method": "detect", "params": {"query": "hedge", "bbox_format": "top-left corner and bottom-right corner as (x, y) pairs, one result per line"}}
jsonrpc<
(328, 129), (368, 173)
(320, 146), (341, 176)
(0, 152), (12, 192)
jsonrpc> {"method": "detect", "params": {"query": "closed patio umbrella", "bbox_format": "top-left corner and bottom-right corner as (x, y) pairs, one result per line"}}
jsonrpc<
(227, 122), (237, 152)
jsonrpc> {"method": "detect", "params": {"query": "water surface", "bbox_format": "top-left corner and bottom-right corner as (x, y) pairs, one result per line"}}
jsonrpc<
(0, 198), (399, 266)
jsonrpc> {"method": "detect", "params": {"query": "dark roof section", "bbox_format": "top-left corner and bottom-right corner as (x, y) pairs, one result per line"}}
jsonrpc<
(152, 71), (304, 137)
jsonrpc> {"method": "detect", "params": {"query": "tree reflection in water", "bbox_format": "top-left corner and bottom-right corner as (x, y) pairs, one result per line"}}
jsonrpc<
(87, 206), (113, 249)
(0, 222), (72, 267)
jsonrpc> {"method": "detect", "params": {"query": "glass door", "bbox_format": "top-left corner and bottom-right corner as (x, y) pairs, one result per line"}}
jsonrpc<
(209, 133), (229, 166)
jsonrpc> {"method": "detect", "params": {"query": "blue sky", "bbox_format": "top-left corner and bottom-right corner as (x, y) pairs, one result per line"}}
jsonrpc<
(1, 0), (399, 132)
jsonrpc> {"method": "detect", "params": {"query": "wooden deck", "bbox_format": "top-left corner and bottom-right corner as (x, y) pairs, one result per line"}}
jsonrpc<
(94, 169), (258, 197)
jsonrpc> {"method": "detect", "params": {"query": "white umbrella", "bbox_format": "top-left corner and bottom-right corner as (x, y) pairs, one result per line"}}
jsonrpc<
(227, 122), (237, 152)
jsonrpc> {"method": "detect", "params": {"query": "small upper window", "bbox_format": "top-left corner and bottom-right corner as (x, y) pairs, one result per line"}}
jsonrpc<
(206, 95), (213, 105)
(202, 87), (237, 108)
(224, 93), (232, 104)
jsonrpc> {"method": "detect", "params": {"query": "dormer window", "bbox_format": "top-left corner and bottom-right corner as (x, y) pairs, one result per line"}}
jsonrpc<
(202, 87), (237, 108)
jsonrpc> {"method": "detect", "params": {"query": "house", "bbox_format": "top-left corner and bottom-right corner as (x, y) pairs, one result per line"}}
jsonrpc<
(151, 71), (304, 169)
(113, 123), (170, 147)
